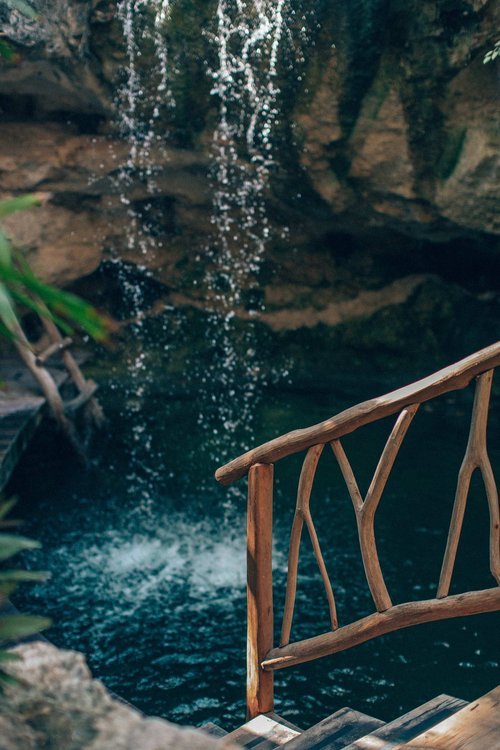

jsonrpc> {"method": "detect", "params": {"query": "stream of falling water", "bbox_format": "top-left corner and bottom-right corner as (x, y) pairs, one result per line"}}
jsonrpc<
(109, 0), (177, 497)
(198, 0), (288, 462)
(109, 0), (291, 479)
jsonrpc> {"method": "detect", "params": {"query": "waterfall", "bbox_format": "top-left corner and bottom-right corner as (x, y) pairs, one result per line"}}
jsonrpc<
(115, 0), (174, 264)
(110, 0), (176, 498)
(108, 0), (291, 483)
(198, 0), (288, 462)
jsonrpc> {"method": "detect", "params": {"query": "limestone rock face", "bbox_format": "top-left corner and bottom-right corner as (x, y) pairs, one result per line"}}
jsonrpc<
(0, 0), (112, 114)
(0, 121), (209, 286)
(0, 0), (498, 320)
(0, 641), (236, 750)
(293, 0), (500, 239)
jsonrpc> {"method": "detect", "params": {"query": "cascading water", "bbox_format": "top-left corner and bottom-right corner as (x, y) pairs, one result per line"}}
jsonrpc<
(114, 0), (175, 284)
(109, 0), (292, 481)
(109, 0), (177, 497)
(198, 0), (288, 461)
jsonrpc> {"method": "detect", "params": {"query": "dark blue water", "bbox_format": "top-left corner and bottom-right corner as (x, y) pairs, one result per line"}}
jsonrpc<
(11, 340), (500, 731)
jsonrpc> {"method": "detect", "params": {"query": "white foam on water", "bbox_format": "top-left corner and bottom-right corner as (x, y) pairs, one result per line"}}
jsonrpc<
(40, 513), (251, 617)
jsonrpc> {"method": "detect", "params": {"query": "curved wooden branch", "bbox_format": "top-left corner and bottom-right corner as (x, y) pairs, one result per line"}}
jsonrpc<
(480, 457), (500, 585)
(216, 343), (500, 485)
(437, 461), (475, 599)
(437, 370), (498, 598)
(296, 444), (324, 513)
(304, 510), (338, 631)
(362, 404), (419, 516)
(330, 440), (363, 513)
(361, 405), (419, 612)
(280, 513), (304, 648)
(280, 445), (324, 647)
(263, 587), (500, 671)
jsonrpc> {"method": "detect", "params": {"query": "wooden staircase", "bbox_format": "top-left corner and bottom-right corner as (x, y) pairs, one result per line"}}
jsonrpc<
(211, 344), (500, 750)
(203, 686), (499, 749)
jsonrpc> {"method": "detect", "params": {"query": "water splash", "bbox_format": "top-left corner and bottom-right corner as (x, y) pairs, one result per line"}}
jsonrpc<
(46, 515), (247, 614)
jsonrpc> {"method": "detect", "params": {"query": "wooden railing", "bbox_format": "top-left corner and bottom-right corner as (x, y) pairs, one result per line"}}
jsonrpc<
(216, 342), (500, 719)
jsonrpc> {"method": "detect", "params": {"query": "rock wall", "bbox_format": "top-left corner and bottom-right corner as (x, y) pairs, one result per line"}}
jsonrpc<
(0, 0), (498, 331)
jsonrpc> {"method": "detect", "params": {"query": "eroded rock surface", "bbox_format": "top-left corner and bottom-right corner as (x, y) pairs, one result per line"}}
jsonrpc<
(0, 0), (498, 331)
(0, 641), (236, 750)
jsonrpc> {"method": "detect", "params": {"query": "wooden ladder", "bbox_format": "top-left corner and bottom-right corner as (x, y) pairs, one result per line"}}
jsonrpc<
(10, 313), (104, 452)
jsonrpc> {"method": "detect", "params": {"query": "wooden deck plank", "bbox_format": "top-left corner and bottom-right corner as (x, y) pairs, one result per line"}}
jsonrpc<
(342, 694), (467, 749)
(224, 713), (301, 748)
(284, 707), (383, 749)
(398, 686), (500, 749)
(200, 722), (228, 737)
(264, 712), (302, 733)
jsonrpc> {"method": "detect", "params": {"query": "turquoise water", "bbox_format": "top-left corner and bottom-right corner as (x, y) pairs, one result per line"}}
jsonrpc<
(11, 335), (500, 730)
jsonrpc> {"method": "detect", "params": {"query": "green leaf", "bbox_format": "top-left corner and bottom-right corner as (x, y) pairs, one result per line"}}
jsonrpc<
(0, 570), (47, 582)
(0, 195), (40, 219)
(0, 263), (110, 341)
(0, 534), (40, 562)
(0, 614), (51, 641)
(0, 283), (19, 333)
(0, 319), (15, 343)
(0, 651), (21, 662)
(0, 231), (13, 268)
(0, 670), (19, 687)
(7, 286), (74, 334)
(0, 40), (15, 62)
(5, 0), (37, 20)
(0, 498), (17, 522)
(0, 582), (18, 597)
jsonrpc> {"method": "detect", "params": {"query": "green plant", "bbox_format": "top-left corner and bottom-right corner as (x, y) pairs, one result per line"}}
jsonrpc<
(0, 498), (50, 688)
(0, 0), (37, 60)
(4, 0), (36, 17)
(483, 40), (500, 64)
(0, 194), (109, 343)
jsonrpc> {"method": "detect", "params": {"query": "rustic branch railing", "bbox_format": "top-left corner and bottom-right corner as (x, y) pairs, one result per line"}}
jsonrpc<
(215, 342), (500, 719)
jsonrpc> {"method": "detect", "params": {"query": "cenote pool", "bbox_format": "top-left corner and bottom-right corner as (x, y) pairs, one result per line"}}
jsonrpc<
(10, 325), (500, 731)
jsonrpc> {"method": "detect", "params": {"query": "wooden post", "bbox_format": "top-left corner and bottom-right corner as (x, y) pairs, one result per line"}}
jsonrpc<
(247, 462), (274, 720)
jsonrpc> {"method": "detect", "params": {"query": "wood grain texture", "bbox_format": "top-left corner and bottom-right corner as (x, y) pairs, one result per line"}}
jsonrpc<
(262, 588), (500, 671)
(216, 343), (500, 485)
(280, 445), (337, 647)
(331, 440), (363, 513)
(437, 370), (499, 598)
(284, 707), (383, 750)
(224, 713), (301, 747)
(247, 463), (275, 719)
(39, 314), (105, 428)
(397, 686), (500, 749)
(342, 695), (468, 749)
(329, 406), (419, 613)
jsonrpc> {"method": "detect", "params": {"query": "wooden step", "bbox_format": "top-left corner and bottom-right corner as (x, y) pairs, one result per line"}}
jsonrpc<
(398, 685), (500, 749)
(284, 707), (383, 749)
(224, 712), (302, 747)
(342, 694), (467, 749)
(200, 721), (228, 738)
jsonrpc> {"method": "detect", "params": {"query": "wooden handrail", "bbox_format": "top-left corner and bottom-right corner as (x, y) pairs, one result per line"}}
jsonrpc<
(224, 343), (500, 718)
(215, 342), (500, 486)
(262, 588), (500, 671)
